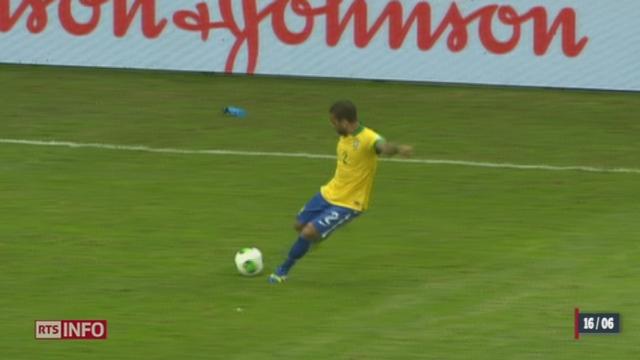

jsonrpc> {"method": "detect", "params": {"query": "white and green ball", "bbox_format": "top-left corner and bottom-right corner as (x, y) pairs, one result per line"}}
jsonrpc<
(234, 247), (264, 276)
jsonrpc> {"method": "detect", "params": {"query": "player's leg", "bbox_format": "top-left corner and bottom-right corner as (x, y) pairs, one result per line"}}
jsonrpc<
(274, 222), (321, 278)
(269, 202), (360, 283)
(275, 221), (330, 275)
(268, 193), (327, 283)
(292, 192), (326, 233)
(281, 207), (360, 274)
(309, 207), (360, 240)
(299, 223), (322, 241)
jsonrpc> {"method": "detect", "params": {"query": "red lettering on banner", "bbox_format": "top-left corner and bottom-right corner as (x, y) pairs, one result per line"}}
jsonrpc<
(0, 0), (54, 33)
(172, 2), (219, 41)
(172, 0), (254, 72)
(269, 0), (324, 45)
(58, 0), (107, 36)
(524, 7), (589, 57)
(1, 0), (589, 73)
(113, 0), (167, 38)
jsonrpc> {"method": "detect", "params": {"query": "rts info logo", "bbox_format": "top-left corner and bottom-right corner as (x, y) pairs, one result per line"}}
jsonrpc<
(35, 320), (108, 340)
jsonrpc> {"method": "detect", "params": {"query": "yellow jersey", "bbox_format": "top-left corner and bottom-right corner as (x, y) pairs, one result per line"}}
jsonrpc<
(321, 125), (384, 212)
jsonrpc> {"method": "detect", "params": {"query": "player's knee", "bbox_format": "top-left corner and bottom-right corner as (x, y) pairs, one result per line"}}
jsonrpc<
(293, 222), (305, 233)
(300, 224), (321, 242)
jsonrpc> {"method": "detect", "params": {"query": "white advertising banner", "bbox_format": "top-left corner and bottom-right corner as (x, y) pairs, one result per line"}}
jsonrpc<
(0, 0), (638, 91)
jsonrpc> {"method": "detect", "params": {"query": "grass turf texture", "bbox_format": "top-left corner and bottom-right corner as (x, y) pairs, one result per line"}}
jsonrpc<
(1, 64), (639, 359)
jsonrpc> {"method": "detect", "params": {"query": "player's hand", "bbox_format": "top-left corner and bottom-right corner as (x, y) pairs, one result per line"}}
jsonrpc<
(397, 145), (413, 158)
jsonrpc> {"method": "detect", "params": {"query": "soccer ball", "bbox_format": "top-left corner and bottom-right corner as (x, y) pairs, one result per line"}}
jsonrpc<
(234, 247), (264, 276)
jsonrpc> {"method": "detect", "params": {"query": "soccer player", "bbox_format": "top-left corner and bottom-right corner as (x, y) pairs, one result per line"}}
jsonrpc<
(268, 100), (413, 284)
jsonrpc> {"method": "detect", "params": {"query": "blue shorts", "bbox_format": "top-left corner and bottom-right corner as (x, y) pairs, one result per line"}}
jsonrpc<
(296, 193), (361, 239)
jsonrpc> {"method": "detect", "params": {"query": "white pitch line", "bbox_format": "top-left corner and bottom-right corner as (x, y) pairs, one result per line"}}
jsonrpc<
(1, 138), (639, 175)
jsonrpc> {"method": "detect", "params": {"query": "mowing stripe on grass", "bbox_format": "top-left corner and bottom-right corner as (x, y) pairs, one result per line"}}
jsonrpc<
(1, 138), (639, 175)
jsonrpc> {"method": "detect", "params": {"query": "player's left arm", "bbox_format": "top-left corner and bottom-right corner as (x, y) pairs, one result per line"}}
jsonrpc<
(374, 137), (413, 157)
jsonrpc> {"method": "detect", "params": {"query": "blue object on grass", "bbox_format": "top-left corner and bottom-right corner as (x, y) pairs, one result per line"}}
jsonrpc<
(223, 106), (247, 118)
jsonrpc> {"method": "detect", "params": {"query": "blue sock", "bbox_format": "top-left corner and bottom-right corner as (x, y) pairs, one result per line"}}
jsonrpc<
(279, 236), (311, 275)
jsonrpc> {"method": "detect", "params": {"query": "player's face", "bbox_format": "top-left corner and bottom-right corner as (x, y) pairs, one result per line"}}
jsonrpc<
(330, 114), (349, 136)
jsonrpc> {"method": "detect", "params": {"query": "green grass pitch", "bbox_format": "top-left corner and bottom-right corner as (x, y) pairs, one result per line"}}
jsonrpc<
(1, 64), (639, 359)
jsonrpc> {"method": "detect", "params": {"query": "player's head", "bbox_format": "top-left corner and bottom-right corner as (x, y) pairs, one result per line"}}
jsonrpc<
(329, 100), (358, 136)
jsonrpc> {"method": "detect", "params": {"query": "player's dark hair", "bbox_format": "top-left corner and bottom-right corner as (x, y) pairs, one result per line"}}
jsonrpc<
(330, 100), (357, 123)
